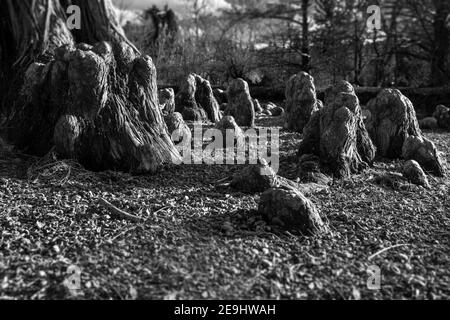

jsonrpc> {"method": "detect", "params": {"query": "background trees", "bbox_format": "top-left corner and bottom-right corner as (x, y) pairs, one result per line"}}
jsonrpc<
(123, 0), (449, 89)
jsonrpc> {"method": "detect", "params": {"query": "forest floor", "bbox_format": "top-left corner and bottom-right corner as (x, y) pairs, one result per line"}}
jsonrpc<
(0, 115), (449, 300)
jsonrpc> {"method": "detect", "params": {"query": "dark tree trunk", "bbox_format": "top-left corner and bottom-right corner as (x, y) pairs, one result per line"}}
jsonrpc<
(0, 0), (74, 119)
(430, 0), (449, 86)
(301, 0), (310, 73)
(0, 0), (180, 173)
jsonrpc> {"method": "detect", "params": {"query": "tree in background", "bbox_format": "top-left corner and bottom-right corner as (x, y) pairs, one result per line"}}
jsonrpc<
(405, 0), (450, 86)
(121, 0), (450, 88)
(223, 0), (314, 74)
(143, 5), (179, 44)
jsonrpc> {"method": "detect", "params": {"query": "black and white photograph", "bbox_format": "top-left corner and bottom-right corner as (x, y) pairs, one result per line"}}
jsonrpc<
(0, 0), (449, 307)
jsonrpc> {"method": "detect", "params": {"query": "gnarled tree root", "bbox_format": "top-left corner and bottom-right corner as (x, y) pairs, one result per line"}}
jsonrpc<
(7, 42), (180, 173)
(297, 81), (376, 179)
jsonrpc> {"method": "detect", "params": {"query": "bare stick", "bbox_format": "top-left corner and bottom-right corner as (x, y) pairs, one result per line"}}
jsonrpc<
(110, 226), (139, 241)
(152, 206), (170, 216)
(368, 244), (409, 261)
(215, 177), (231, 184)
(98, 198), (143, 223)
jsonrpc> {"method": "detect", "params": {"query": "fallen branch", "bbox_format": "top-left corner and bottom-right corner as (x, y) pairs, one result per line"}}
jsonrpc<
(98, 198), (143, 223)
(368, 244), (410, 261)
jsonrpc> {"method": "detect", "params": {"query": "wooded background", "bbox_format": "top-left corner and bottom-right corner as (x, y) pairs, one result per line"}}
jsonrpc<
(122, 0), (449, 90)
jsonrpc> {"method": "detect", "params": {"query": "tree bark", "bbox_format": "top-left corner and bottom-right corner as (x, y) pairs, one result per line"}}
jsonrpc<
(366, 88), (445, 176)
(298, 81), (376, 179)
(0, 0), (180, 173)
(226, 78), (255, 127)
(175, 73), (221, 123)
(284, 72), (321, 133)
(301, 0), (311, 73)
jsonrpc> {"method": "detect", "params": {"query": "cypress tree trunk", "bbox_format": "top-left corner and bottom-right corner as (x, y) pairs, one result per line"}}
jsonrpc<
(430, 0), (449, 86)
(0, 0), (180, 173)
(298, 81), (376, 179)
(301, 0), (311, 73)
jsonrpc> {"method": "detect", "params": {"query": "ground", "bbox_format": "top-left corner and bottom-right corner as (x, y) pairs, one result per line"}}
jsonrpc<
(0, 116), (449, 300)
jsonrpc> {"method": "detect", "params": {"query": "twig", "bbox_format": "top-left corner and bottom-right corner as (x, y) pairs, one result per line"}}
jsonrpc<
(152, 206), (170, 216)
(368, 244), (410, 261)
(98, 198), (143, 223)
(216, 182), (231, 189)
(215, 177), (231, 184)
(110, 226), (139, 242)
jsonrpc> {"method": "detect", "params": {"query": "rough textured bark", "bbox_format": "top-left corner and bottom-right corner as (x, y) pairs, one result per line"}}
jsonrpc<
(48, 42), (180, 172)
(69, 0), (136, 46)
(226, 78), (255, 127)
(230, 160), (330, 196)
(215, 116), (244, 148)
(433, 105), (450, 130)
(0, 0), (180, 173)
(196, 75), (222, 123)
(230, 161), (278, 193)
(176, 73), (221, 123)
(176, 74), (206, 122)
(284, 72), (321, 132)
(298, 81), (376, 178)
(0, 0), (74, 118)
(159, 88), (175, 115)
(402, 135), (444, 176)
(366, 89), (445, 176)
(401, 160), (430, 189)
(164, 112), (191, 144)
(258, 188), (325, 235)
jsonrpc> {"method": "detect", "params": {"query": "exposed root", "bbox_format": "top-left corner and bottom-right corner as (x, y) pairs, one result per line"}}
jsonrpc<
(98, 198), (143, 222)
